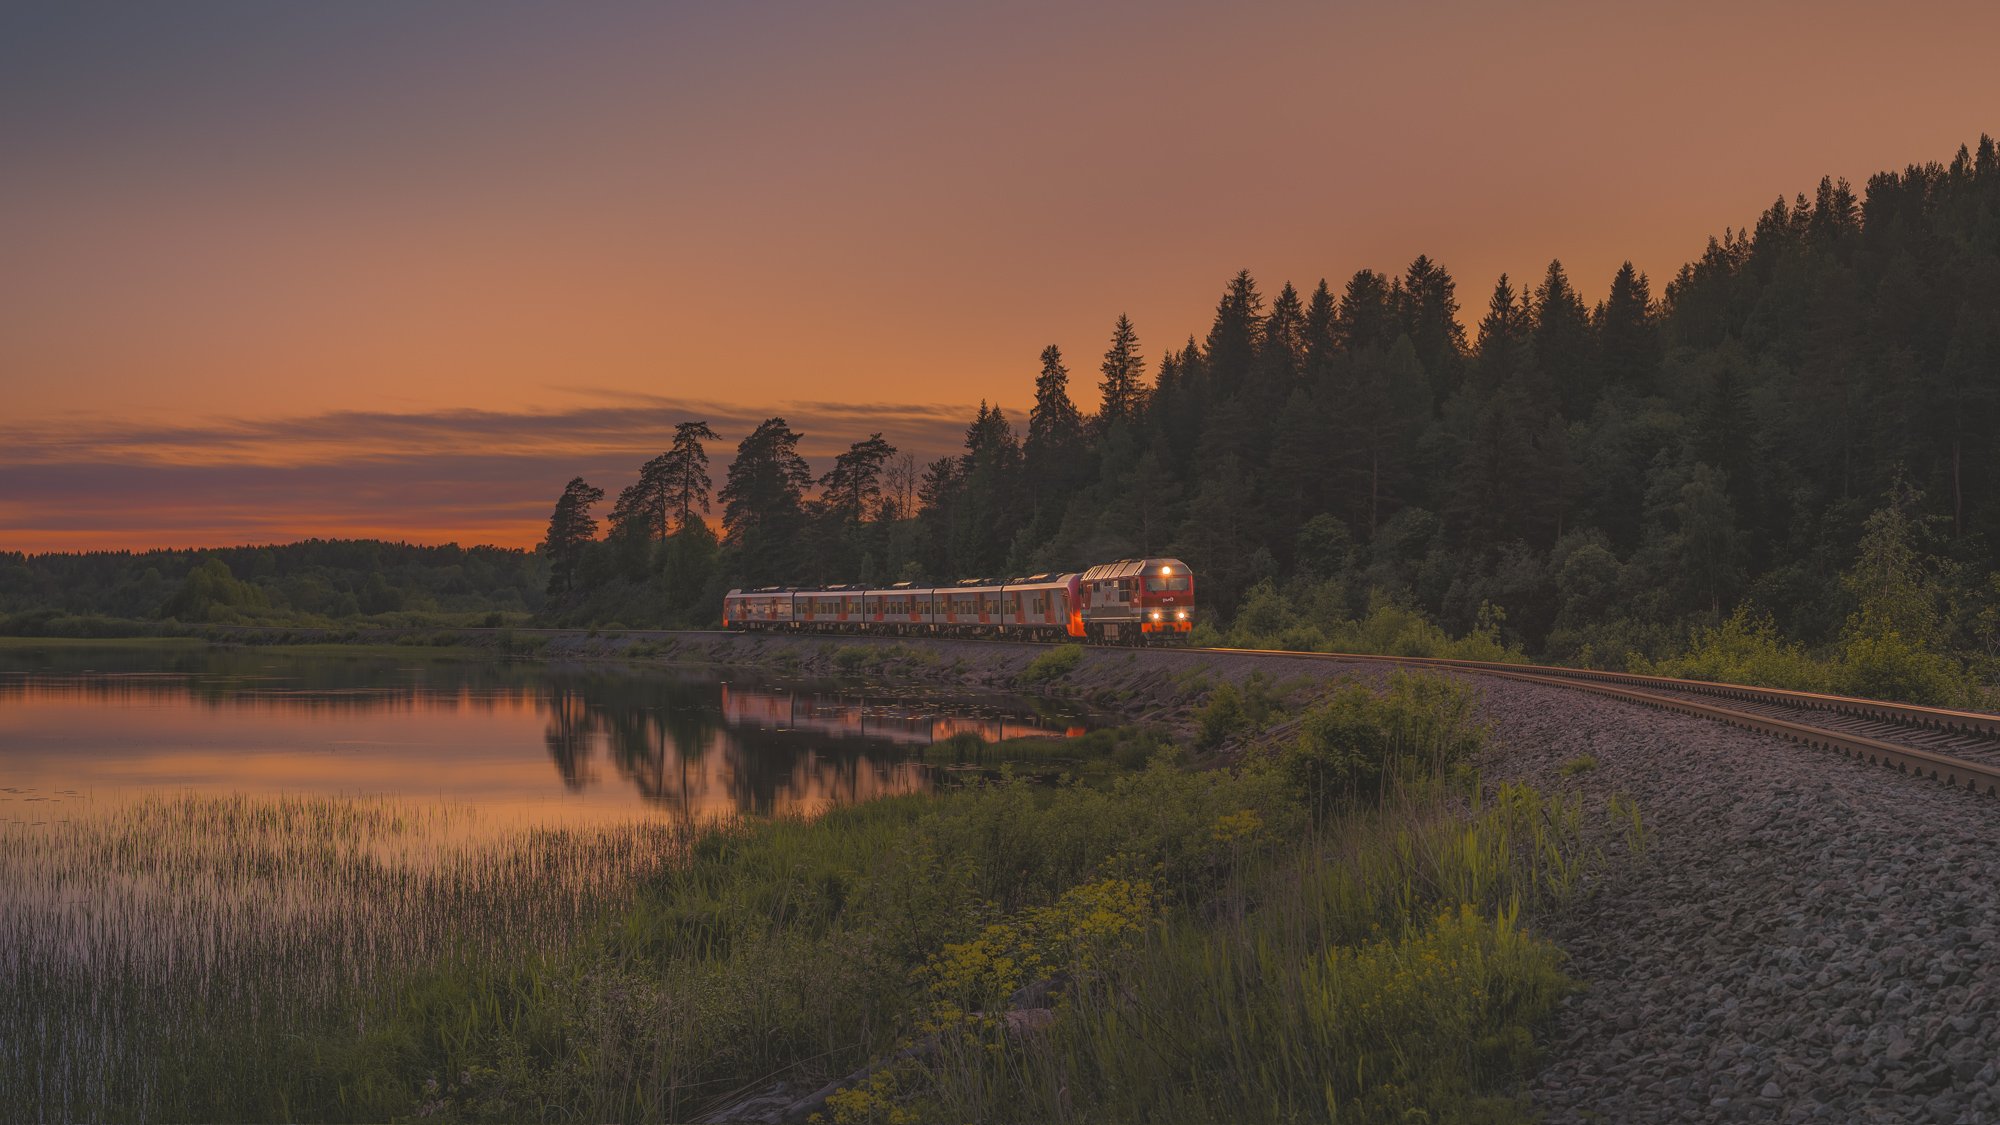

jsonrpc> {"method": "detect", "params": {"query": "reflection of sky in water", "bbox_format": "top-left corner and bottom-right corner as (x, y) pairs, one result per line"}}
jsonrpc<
(0, 643), (1089, 830)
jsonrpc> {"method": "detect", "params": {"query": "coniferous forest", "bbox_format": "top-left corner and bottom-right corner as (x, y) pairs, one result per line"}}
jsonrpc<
(9, 138), (2000, 697)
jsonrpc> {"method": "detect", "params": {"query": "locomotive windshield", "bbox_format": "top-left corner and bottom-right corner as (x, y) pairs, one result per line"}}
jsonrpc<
(1143, 575), (1190, 592)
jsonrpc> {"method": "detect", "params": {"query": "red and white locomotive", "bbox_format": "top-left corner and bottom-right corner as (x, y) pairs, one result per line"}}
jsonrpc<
(723, 558), (1195, 644)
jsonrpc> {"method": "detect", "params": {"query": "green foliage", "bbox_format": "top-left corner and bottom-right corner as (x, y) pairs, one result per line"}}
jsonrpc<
(1276, 671), (1487, 815)
(1193, 671), (1285, 749)
(1635, 487), (1988, 706)
(1015, 643), (1084, 685)
(160, 556), (271, 622)
(1837, 629), (1978, 708)
(13, 670), (1635, 1125)
(1559, 754), (1599, 777)
(1636, 605), (1835, 692)
(918, 784), (1600, 1125)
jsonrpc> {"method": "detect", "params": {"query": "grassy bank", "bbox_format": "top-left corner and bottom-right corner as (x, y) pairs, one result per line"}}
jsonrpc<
(4, 672), (1634, 1123)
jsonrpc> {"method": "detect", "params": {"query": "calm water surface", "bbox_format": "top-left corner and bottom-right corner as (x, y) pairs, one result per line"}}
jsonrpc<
(0, 641), (1091, 831)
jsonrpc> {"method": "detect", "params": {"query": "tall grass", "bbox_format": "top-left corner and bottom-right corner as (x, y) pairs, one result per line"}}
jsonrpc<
(0, 797), (688, 1122)
(914, 788), (1589, 1124)
(3, 672), (1635, 1124)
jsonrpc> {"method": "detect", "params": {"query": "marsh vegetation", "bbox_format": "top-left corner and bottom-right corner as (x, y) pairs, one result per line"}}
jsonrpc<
(3, 658), (1639, 1123)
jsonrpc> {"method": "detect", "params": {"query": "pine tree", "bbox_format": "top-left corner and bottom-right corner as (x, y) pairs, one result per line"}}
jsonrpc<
(1254, 281), (1307, 407)
(719, 418), (812, 584)
(1096, 315), (1146, 433)
(1302, 279), (1339, 380)
(609, 458), (670, 544)
(1595, 262), (1658, 395)
(542, 477), (604, 596)
(660, 421), (720, 531)
(1334, 336), (1430, 537)
(1204, 270), (1263, 395)
(1532, 260), (1597, 419)
(1397, 255), (1467, 401)
(1471, 274), (1532, 394)
(950, 403), (1022, 575)
(818, 433), (897, 523)
(1337, 269), (1395, 354)
(1030, 346), (1086, 455)
(1026, 346), (1088, 541)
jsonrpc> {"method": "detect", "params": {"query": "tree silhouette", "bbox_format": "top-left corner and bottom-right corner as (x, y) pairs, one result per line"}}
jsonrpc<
(543, 477), (604, 596)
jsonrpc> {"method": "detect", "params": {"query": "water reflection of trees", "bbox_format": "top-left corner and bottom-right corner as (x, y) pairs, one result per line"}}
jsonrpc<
(538, 672), (1084, 821)
(2, 644), (1091, 821)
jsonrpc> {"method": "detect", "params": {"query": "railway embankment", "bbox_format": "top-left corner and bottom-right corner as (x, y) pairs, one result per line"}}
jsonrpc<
(1482, 674), (2000, 1123)
(636, 631), (2000, 1122)
(202, 627), (2000, 1119)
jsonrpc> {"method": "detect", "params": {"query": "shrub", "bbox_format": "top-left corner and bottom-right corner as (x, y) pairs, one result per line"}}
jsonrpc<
(1277, 671), (1485, 815)
(1839, 628), (1978, 707)
(1016, 644), (1084, 686)
(1636, 606), (1832, 691)
(1193, 673), (1284, 751)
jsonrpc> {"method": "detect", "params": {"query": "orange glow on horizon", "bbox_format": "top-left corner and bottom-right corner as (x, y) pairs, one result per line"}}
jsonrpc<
(6, 2), (1998, 552)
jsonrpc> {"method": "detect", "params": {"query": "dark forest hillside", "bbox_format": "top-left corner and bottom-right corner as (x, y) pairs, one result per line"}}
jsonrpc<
(545, 138), (2000, 676)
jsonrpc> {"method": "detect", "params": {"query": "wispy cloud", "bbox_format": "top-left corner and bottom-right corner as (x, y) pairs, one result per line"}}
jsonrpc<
(1, 396), (989, 553)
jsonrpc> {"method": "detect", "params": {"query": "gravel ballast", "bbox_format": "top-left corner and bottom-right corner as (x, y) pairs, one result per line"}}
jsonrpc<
(1478, 675), (2000, 1124)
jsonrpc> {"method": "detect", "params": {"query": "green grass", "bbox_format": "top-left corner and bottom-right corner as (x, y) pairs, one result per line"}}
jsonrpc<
(1560, 753), (1600, 776)
(4, 671), (1634, 1123)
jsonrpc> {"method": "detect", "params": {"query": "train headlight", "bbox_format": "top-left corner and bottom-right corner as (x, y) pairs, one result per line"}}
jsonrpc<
(1150, 610), (1163, 621)
(1175, 610), (1188, 621)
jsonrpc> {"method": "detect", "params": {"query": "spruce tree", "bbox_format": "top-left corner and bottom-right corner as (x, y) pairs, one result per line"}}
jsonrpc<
(1204, 270), (1264, 395)
(1096, 315), (1146, 433)
(1532, 260), (1596, 419)
(1397, 255), (1467, 401)
(1470, 274), (1532, 395)
(1303, 279), (1339, 380)
(1254, 281), (1307, 407)
(1029, 346), (1086, 455)
(1595, 262), (1658, 395)
(1337, 269), (1395, 354)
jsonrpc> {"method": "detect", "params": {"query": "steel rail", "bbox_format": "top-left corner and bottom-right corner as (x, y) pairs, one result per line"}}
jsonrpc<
(1207, 646), (2000, 798)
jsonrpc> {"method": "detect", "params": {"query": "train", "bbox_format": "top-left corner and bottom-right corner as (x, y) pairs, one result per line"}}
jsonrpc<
(723, 557), (1195, 644)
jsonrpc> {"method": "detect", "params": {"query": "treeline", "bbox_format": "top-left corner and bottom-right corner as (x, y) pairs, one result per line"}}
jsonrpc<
(0, 540), (545, 630)
(552, 137), (2000, 678)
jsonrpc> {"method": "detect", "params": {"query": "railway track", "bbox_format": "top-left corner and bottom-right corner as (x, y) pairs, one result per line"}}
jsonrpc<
(1209, 647), (2000, 799)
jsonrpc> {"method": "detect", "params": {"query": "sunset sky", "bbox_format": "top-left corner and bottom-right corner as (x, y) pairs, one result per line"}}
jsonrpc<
(6, 0), (1998, 552)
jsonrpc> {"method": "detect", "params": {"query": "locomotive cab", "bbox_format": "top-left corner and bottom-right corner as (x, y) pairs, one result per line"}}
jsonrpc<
(1078, 558), (1195, 643)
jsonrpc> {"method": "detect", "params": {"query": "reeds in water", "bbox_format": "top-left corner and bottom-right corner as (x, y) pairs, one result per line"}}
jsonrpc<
(0, 795), (689, 1122)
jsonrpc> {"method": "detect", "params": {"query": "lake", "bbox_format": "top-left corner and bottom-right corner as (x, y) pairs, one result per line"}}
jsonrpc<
(0, 639), (1092, 835)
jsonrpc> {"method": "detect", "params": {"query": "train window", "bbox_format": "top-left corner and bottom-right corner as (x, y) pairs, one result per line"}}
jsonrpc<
(1144, 575), (1191, 592)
